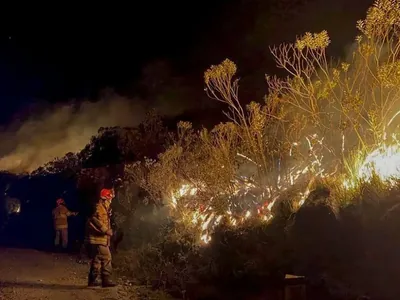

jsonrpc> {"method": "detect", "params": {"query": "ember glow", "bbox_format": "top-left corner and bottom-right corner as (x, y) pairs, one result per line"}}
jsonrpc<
(168, 134), (327, 244)
(358, 143), (400, 185)
(342, 110), (400, 189)
(169, 115), (400, 245)
(139, 0), (400, 246)
(343, 139), (400, 189)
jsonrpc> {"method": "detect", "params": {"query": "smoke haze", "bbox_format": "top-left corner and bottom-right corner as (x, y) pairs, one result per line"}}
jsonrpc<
(0, 90), (180, 174)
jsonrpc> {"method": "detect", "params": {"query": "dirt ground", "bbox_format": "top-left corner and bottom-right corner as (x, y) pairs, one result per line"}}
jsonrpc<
(0, 247), (166, 300)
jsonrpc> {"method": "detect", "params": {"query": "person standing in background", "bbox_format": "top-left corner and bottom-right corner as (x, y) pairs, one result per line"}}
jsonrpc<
(52, 198), (78, 250)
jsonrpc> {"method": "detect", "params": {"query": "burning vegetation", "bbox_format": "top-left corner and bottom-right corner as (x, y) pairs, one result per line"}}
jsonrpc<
(3, 1), (400, 298)
(127, 0), (400, 249)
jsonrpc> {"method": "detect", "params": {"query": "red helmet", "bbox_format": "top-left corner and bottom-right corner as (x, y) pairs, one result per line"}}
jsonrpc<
(100, 188), (114, 201)
(56, 198), (65, 206)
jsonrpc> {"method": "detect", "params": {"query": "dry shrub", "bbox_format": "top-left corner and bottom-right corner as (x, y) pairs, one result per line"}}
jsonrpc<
(267, 0), (400, 177)
(115, 1), (400, 298)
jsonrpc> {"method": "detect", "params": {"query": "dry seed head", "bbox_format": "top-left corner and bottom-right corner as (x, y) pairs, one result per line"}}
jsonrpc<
(295, 30), (330, 50)
(204, 59), (237, 85)
(377, 61), (400, 87)
(358, 0), (400, 37)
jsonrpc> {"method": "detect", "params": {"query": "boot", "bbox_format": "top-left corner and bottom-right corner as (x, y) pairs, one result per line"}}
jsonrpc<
(101, 275), (118, 288)
(88, 269), (100, 287)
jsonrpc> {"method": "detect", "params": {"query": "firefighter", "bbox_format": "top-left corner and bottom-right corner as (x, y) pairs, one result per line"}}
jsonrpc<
(52, 198), (78, 249)
(85, 188), (117, 288)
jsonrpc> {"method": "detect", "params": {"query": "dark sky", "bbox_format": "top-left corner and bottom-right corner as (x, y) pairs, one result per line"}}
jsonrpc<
(0, 0), (373, 125)
(0, 2), (232, 119)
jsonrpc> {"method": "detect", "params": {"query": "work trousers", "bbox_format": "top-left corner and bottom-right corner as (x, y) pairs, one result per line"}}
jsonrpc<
(54, 228), (68, 249)
(87, 244), (113, 278)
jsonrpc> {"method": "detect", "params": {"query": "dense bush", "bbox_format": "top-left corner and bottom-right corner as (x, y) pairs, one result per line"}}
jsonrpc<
(73, 1), (400, 298)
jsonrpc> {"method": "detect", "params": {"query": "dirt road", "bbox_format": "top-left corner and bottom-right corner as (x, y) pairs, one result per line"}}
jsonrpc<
(0, 247), (141, 300)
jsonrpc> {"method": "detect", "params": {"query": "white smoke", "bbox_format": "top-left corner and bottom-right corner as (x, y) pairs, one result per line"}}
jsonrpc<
(0, 90), (178, 174)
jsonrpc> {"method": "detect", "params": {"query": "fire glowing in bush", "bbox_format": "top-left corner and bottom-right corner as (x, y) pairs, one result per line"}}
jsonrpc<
(132, 0), (400, 245)
(168, 145), (323, 244)
(343, 139), (400, 189)
(168, 128), (400, 245)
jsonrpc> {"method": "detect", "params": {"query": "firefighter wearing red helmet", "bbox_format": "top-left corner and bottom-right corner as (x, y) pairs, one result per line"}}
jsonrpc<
(52, 198), (78, 250)
(85, 188), (117, 288)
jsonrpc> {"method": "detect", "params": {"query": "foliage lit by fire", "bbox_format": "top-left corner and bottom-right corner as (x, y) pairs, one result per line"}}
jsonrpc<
(128, 0), (400, 245)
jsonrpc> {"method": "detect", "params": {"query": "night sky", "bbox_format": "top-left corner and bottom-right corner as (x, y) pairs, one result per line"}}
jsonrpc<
(0, 2), (228, 118)
(0, 0), (372, 125)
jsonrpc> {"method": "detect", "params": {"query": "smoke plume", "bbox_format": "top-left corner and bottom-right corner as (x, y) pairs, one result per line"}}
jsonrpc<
(0, 90), (180, 174)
